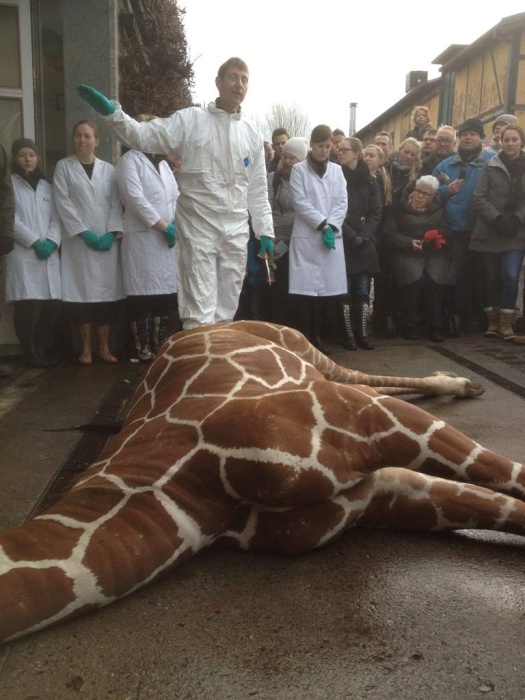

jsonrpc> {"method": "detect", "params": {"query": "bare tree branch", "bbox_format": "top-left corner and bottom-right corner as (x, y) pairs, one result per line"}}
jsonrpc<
(265, 103), (311, 138)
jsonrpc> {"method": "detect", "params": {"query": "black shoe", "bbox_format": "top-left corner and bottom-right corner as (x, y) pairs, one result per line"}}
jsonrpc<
(402, 328), (418, 340)
(312, 336), (332, 356)
(429, 328), (444, 343)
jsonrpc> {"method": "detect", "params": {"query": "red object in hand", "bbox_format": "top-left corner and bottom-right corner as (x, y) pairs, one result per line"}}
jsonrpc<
(423, 229), (446, 249)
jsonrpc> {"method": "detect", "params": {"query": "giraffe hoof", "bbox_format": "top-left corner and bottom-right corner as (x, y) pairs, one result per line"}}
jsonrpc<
(463, 379), (485, 397)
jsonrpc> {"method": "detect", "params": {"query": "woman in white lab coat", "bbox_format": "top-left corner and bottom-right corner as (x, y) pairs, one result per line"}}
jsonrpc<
(5, 138), (62, 367)
(289, 124), (348, 355)
(53, 120), (123, 365)
(115, 114), (180, 361)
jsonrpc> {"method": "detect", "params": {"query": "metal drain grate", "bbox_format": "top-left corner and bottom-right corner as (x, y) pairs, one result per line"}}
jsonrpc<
(29, 364), (146, 519)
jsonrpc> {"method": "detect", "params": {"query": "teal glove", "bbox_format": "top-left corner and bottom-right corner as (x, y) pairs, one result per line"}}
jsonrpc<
(97, 232), (116, 251)
(80, 230), (100, 250)
(322, 226), (336, 250)
(32, 240), (46, 259)
(76, 84), (116, 116)
(163, 223), (176, 248)
(259, 235), (274, 258)
(38, 239), (58, 259)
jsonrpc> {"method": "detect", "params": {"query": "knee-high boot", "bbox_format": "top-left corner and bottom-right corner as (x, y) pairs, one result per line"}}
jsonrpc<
(97, 324), (118, 364)
(312, 298), (331, 356)
(130, 318), (153, 361)
(340, 301), (357, 351)
(355, 301), (374, 350)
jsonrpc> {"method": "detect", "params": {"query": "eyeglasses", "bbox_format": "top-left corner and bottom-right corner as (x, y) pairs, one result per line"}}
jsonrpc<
(414, 188), (433, 197)
(338, 147), (353, 153)
(436, 138), (454, 144)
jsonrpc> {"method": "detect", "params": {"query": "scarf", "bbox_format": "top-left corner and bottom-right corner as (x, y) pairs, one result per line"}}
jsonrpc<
(307, 151), (328, 178)
(498, 151), (525, 213)
(457, 144), (482, 163)
(12, 164), (45, 191)
(342, 159), (370, 187)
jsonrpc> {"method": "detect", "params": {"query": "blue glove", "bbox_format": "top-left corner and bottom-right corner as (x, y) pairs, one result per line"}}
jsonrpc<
(80, 230), (101, 250)
(163, 223), (176, 248)
(259, 235), (274, 258)
(322, 226), (336, 250)
(97, 232), (116, 251)
(76, 84), (115, 116)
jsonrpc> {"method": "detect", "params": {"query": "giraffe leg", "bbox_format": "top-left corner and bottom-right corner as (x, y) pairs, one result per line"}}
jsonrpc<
(218, 467), (525, 556)
(227, 321), (484, 398)
(371, 394), (525, 501)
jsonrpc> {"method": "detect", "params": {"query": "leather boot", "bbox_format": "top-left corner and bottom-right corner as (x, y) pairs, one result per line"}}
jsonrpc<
(131, 319), (153, 361)
(312, 299), (331, 356)
(497, 309), (516, 340)
(77, 323), (92, 366)
(340, 302), (357, 350)
(484, 307), (499, 337)
(97, 324), (118, 363)
(355, 301), (374, 350)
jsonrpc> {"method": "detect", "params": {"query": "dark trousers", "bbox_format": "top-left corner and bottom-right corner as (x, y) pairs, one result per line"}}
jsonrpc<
(268, 251), (296, 326)
(401, 274), (443, 329)
(13, 299), (62, 356)
(445, 231), (485, 327)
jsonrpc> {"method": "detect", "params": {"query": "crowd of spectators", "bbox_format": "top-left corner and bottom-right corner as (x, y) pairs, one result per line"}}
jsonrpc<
(1, 84), (524, 371)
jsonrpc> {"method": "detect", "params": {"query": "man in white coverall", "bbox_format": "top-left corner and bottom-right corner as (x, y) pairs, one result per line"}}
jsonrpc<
(78, 57), (274, 329)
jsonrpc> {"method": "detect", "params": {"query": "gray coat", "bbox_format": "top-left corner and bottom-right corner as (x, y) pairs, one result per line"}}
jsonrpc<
(267, 170), (295, 247)
(383, 185), (455, 287)
(470, 155), (525, 253)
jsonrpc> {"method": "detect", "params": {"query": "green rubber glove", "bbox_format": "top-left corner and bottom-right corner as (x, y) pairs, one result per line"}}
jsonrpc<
(32, 240), (45, 259)
(322, 226), (336, 250)
(163, 223), (176, 248)
(80, 230), (100, 250)
(76, 84), (116, 116)
(97, 232), (116, 251)
(259, 235), (274, 258)
(39, 239), (58, 259)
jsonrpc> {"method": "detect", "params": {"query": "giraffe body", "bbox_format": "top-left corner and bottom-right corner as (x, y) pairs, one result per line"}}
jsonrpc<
(1, 321), (523, 644)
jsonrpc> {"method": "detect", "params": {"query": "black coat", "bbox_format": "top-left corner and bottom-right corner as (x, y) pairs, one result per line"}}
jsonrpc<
(341, 162), (382, 276)
(383, 182), (455, 287)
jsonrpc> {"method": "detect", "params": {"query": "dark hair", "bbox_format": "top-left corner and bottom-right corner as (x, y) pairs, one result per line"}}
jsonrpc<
(423, 129), (438, 138)
(310, 124), (333, 144)
(72, 120), (99, 139)
(272, 127), (289, 141)
(375, 131), (392, 144)
(333, 128), (345, 137)
(217, 57), (248, 80)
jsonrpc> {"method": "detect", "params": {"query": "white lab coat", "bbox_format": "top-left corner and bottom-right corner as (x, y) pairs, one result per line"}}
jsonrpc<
(106, 101), (274, 327)
(288, 160), (348, 297)
(115, 150), (179, 296)
(53, 155), (124, 303)
(4, 175), (62, 301)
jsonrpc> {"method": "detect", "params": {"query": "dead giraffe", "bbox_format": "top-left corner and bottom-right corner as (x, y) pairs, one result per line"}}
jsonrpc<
(1, 320), (523, 645)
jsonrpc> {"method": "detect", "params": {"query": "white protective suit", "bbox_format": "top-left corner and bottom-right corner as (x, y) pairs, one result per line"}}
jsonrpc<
(288, 160), (348, 297)
(4, 175), (62, 302)
(53, 156), (124, 303)
(105, 101), (274, 328)
(116, 150), (179, 296)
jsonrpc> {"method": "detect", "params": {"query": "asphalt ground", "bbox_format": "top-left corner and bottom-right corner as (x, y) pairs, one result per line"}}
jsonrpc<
(0, 330), (524, 700)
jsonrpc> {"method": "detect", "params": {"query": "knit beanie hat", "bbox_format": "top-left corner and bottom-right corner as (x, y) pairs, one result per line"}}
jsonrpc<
(457, 119), (485, 139)
(492, 114), (518, 132)
(11, 138), (38, 159)
(283, 137), (308, 162)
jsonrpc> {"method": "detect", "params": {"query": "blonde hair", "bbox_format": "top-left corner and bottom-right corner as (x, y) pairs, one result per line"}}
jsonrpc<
(411, 105), (432, 127)
(397, 137), (421, 183)
(364, 144), (391, 205)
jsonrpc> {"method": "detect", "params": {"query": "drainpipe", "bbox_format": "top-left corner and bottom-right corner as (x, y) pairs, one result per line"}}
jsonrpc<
(349, 103), (357, 136)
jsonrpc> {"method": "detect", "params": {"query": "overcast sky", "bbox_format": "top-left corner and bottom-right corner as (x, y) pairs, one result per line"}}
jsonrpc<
(179, 1), (524, 137)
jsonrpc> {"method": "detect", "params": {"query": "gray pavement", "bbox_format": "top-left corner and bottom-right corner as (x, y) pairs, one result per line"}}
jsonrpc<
(0, 335), (524, 700)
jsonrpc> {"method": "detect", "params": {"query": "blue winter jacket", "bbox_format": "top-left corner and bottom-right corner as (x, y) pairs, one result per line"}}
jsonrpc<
(432, 148), (496, 232)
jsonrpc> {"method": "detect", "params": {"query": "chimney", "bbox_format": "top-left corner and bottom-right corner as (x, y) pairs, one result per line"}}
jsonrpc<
(405, 71), (428, 93)
(348, 103), (357, 136)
